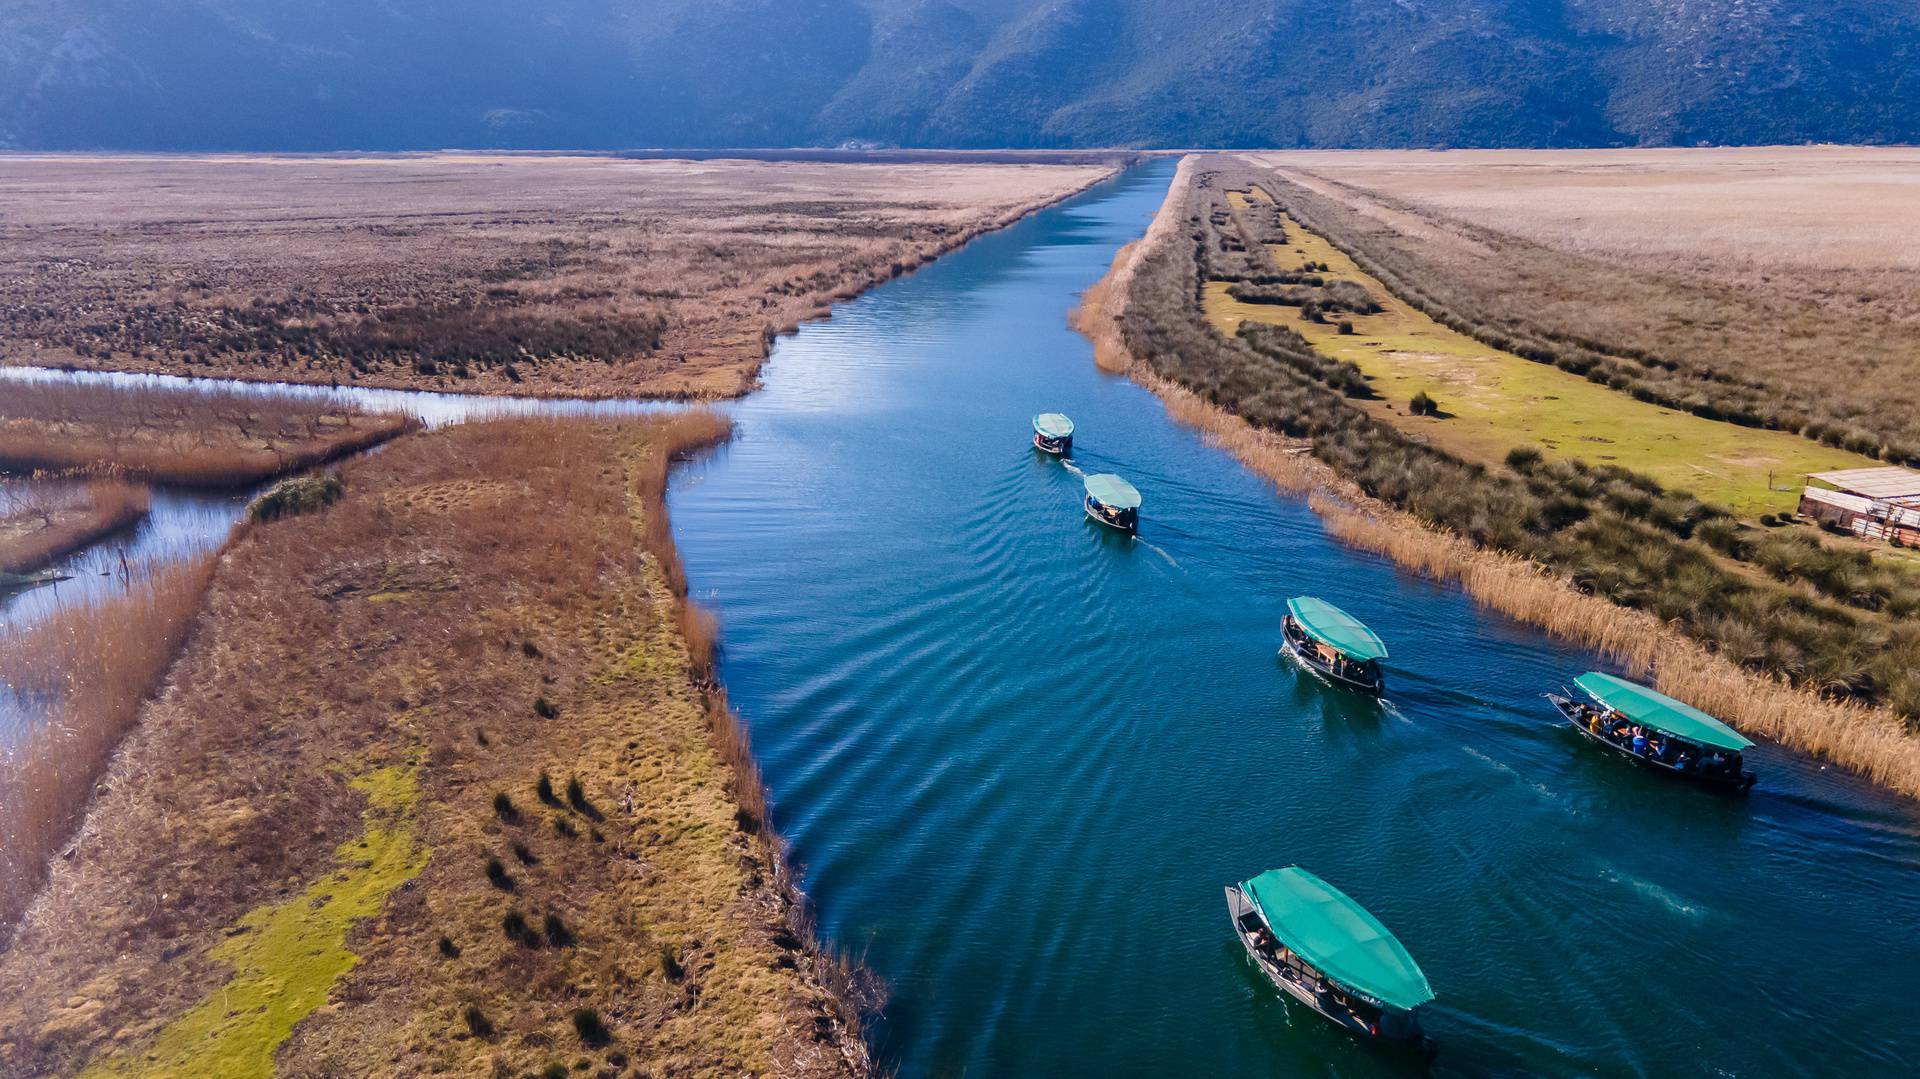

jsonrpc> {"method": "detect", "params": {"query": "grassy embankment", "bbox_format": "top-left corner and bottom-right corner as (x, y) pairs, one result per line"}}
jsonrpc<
(1208, 189), (1871, 517)
(0, 382), (417, 487)
(0, 481), (149, 575)
(0, 154), (1118, 400)
(0, 416), (869, 1078)
(1076, 155), (1920, 797)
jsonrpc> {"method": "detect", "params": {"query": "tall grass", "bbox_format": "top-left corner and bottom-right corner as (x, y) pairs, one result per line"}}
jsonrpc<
(0, 382), (417, 487)
(0, 552), (220, 925)
(0, 481), (150, 575)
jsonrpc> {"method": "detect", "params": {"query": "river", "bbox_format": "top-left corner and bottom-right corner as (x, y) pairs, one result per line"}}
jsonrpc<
(664, 162), (1920, 1075)
(4, 162), (1919, 1075)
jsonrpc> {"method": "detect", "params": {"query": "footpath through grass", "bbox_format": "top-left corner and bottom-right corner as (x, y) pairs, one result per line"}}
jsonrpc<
(1206, 199), (1873, 516)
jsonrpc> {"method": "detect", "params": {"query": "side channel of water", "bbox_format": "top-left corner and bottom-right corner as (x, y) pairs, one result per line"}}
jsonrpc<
(664, 162), (1920, 1075)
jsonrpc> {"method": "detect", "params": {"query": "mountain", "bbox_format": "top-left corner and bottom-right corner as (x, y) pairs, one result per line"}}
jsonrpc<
(3, 0), (1917, 150)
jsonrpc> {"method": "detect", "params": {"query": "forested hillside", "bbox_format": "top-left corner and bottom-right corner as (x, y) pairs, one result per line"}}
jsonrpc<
(4, 0), (1916, 150)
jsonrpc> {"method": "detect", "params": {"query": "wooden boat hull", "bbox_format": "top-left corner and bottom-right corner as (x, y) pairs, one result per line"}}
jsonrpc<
(1280, 618), (1383, 695)
(1033, 432), (1071, 455)
(1549, 694), (1756, 794)
(1084, 495), (1136, 534)
(1225, 885), (1433, 1056)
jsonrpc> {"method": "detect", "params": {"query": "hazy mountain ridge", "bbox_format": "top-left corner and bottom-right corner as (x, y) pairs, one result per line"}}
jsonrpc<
(2, 0), (1916, 150)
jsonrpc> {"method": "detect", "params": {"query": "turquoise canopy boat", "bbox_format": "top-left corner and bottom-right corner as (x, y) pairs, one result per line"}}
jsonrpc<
(1281, 595), (1388, 694)
(1032, 412), (1075, 455)
(1549, 672), (1756, 792)
(1226, 866), (1435, 1051)
(1082, 473), (1140, 533)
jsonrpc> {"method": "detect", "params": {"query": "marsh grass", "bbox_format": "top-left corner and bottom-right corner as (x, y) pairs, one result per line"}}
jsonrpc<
(0, 480), (149, 575)
(0, 382), (416, 487)
(0, 552), (219, 924)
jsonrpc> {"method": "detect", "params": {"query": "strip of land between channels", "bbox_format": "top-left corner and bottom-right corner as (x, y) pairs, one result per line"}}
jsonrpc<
(1072, 154), (1920, 800)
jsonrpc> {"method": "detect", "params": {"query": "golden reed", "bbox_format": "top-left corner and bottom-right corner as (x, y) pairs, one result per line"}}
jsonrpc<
(0, 552), (220, 925)
(1074, 156), (1920, 800)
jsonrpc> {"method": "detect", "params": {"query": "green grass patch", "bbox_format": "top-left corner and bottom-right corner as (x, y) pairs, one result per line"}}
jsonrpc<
(1207, 216), (1876, 516)
(82, 766), (428, 1079)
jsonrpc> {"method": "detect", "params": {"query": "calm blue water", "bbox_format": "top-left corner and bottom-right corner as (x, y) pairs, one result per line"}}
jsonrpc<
(666, 163), (1920, 1076)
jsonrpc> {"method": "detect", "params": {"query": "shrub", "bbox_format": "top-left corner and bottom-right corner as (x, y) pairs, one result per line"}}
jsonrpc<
(491, 791), (518, 822)
(462, 1004), (493, 1038)
(437, 935), (460, 958)
(512, 841), (538, 865)
(659, 944), (686, 983)
(1409, 391), (1437, 416)
(533, 696), (558, 719)
(484, 855), (512, 890)
(521, 639), (542, 658)
(502, 909), (538, 947)
(1336, 320), (1354, 335)
(536, 770), (558, 805)
(544, 912), (574, 947)
(247, 473), (343, 522)
(566, 775), (590, 812)
(572, 1008), (610, 1046)
(553, 816), (577, 838)
(1504, 446), (1544, 472)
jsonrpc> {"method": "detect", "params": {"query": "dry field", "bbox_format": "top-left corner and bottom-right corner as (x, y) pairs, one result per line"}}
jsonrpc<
(1245, 148), (1920, 462)
(0, 154), (1117, 399)
(0, 382), (416, 486)
(0, 417), (865, 1078)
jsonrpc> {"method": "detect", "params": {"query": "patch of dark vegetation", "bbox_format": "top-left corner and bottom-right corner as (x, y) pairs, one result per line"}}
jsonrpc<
(492, 791), (518, 823)
(572, 1007), (609, 1047)
(1126, 160), (1920, 723)
(247, 473), (344, 523)
(462, 1004), (493, 1039)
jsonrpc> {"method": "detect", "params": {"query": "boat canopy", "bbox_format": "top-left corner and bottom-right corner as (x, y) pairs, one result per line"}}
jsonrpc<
(1242, 867), (1434, 1012)
(1033, 412), (1075, 438)
(1287, 596), (1387, 662)
(1573, 672), (1753, 752)
(1083, 473), (1141, 509)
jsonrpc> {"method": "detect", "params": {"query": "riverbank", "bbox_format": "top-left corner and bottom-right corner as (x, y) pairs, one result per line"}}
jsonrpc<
(1075, 155), (1920, 799)
(0, 482), (148, 575)
(0, 154), (1118, 401)
(0, 418), (869, 1077)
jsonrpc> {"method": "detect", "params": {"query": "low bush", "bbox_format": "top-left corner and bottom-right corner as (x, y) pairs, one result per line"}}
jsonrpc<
(247, 473), (344, 522)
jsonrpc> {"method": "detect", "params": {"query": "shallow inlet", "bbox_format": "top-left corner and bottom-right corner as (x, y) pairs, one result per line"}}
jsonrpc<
(665, 162), (1920, 1075)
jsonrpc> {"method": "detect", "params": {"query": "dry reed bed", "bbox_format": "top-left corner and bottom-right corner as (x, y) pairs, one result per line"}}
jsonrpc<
(0, 481), (148, 575)
(0, 382), (418, 487)
(0, 553), (219, 926)
(0, 418), (867, 1078)
(1076, 157), (1920, 801)
(0, 154), (1116, 400)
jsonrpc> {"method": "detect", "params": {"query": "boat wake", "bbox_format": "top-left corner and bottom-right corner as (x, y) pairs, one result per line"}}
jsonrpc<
(1137, 538), (1181, 571)
(1060, 460), (1086, 477)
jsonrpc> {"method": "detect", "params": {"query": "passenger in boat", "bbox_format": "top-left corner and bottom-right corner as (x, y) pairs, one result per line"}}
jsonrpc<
(1631, 728), (1647, 755)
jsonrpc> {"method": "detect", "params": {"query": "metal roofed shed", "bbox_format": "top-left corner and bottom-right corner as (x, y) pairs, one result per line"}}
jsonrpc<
(1799, 466), (1920, 545)
(1806, 466), (1920, 501)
